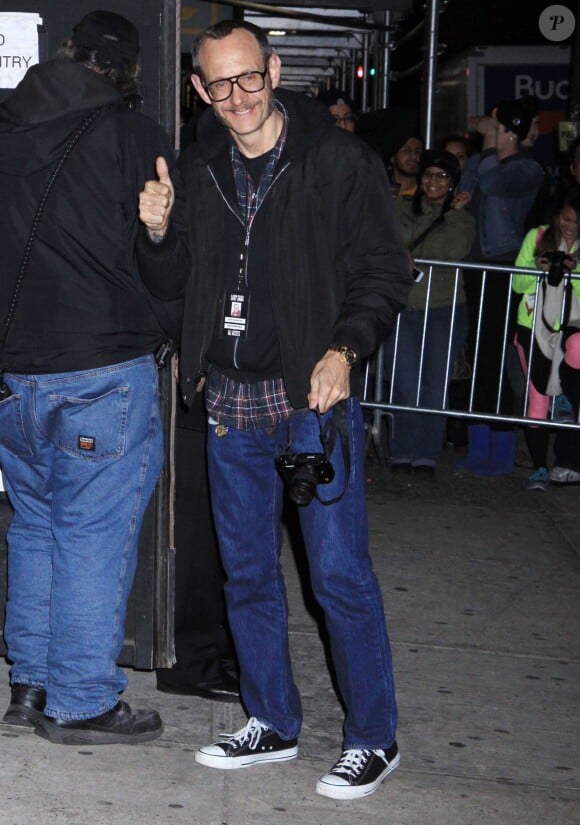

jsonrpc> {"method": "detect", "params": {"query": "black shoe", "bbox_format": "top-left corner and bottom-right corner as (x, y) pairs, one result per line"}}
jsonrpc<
(157, 668), (240, 703)
(413, 464), (435, 478)
(220, 656), (239, 682)
(2, 684), (46, 728)
(34, 700), (163, 745)
(316, 742), (400, 800)
(195, 716), (298, 769)
(390, 462), (412, 474)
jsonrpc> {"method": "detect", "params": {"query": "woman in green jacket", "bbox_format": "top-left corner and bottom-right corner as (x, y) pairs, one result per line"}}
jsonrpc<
(385, 150), (475, 475)
(512, 187), (580, 491)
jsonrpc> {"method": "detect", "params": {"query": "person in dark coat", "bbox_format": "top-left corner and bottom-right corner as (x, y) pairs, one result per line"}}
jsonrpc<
(0, 11), (171, 745)
(137, 19), (410, 801)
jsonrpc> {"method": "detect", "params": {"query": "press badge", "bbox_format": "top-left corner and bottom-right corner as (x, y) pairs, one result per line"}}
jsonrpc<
(222, 290), (250, 339)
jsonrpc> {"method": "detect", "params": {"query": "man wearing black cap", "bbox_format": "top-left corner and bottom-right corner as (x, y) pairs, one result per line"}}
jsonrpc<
(457, 99), (544, 477)
(0, 11), (172, 744)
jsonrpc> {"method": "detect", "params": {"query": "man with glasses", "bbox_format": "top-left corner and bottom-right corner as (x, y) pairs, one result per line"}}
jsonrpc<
(137, 18), (410, 800)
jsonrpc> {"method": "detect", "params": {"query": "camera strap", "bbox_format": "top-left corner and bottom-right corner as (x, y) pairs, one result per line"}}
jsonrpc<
(540, 275), (572, 334)
(408, 213), (445, 252)
(0, 107), (103, 398)
(316, 400), (351, 506)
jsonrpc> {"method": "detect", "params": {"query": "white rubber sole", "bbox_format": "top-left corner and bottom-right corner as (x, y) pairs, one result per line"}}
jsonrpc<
(195, 745), (298, 770)
(316, 752), (400, 800)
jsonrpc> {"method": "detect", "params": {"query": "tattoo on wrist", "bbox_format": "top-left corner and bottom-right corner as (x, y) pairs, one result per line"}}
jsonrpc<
(148, 229), (166, 244)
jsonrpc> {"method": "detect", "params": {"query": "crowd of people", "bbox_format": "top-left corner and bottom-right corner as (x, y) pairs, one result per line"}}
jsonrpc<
(0, 9), (578, 812)
(320, 86), (580, 489)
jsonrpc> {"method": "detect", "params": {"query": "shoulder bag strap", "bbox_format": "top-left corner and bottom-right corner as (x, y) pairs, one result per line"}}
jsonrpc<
(408, 213), (446, 253)
(0, 107), (103, 391)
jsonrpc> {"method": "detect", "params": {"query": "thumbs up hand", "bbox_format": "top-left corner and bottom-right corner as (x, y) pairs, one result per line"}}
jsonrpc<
(139, 156), (175, 240)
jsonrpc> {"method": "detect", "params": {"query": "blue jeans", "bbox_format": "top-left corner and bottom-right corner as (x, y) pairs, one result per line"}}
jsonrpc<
(384, 305), (467, 465)
(0, 356), (163, 719)
(206, 397), (397, 750)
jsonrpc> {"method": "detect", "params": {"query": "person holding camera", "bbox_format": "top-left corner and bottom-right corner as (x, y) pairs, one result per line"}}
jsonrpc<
(512, 188), (580, 491)
(137, 19), (410, 801)
(385, 150), (475, 476)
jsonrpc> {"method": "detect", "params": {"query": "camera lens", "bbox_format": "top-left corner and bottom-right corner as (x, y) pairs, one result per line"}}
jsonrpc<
(288, 465), (319, 505)
(288, 478), (316, 506)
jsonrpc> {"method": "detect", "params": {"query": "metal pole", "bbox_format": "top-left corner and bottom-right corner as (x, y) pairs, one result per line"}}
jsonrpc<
(349, 49), (357, 100)
(361, 33), (370, 112)
(340, 56), (347, 90)
(160, 0), (179, 145)
(422, 0), (440, 148)
(381, 9), (392, 110)
(567, 0), (580, 116)
(372, 28), (380, 110)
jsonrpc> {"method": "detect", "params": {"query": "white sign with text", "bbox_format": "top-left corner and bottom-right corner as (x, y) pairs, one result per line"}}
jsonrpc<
(0, 12), (43, 89)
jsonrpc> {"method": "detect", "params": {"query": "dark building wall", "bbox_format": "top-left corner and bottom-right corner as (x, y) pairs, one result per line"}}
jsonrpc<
(0, 1), (177, 136)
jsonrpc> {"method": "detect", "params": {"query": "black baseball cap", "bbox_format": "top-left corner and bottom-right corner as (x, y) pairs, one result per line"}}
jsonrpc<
(72, 11), (139, 66)
(495, 99), (532, 141)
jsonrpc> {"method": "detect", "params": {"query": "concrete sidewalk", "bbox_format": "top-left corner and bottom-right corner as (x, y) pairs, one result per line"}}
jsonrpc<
(0, 449), (578, 825)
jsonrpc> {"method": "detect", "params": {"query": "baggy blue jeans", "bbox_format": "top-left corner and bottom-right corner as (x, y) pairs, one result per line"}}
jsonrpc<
(0, 356), (163, 719)
(206, 397), (397, 749)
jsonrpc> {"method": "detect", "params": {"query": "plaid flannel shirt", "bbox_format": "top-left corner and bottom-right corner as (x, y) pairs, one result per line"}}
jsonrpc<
(207, 102), (294, 431)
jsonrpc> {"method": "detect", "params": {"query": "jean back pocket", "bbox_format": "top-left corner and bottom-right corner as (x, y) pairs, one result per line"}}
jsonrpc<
(48, 386), (129, 461)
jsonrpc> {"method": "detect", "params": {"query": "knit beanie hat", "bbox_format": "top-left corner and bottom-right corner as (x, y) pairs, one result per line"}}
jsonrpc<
(418, 149), (460, 186)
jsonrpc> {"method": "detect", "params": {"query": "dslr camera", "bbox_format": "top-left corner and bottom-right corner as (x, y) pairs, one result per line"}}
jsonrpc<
(276, 451), (335, 506)
(543, 250), (572, 287)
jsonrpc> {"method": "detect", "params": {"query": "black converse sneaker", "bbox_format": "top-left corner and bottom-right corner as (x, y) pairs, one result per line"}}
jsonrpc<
(195, 717), (298, 770)
(316, 742), (400, 800)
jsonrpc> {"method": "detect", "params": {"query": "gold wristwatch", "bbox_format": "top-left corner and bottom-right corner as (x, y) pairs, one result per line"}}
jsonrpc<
(329, 345), (359, 368)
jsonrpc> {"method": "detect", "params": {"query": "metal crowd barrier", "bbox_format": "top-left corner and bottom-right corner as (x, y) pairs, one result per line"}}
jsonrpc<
(361, 257), (580, 463)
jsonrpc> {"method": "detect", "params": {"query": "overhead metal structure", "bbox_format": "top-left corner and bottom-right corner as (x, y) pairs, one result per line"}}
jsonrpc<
(209, 0), (440, 146)
(240, 4), (406, 101)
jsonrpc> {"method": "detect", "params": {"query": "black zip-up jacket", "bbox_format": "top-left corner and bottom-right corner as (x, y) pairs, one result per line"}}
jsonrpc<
(137, 88), (411, 408)
(0, 60), (172, 373)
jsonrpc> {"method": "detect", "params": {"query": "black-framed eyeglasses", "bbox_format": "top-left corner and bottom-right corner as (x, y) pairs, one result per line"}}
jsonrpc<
(204, 63), (269, 102)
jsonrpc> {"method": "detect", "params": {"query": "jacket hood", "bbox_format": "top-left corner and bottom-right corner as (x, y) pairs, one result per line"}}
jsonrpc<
(0, 60), (122, 175)
(193, 87), (335, 163)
